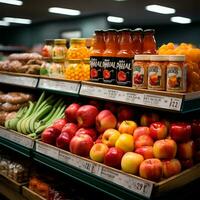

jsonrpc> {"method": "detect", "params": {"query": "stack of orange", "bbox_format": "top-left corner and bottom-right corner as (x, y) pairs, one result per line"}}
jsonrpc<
(158, 43), (200, 92)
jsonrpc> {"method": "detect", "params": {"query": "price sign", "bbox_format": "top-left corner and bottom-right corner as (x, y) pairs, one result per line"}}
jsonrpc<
(125, 92), (144, 104)
(99, 167), (153, 198)
(36, 142), (59, 159)
(79, 84), (96, 96)
(143, 94), (182, 111)
(38, 78), (80, 94)
(58, 151), (75, 165)
(0, 74), (38, 88)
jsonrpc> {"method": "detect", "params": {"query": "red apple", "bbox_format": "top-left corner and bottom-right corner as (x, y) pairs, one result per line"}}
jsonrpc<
(135, 146), (154, 159)
(118, 120), (137, 135)
(89, 143), (109, 163)
(149, 122), (168, 140)
(133, 127), (150, 140)
(56, 132), (73, 150)
(180, 159), (194, 170)
(169, 122), (192, 143)
(135, 135), (154, 149)
(191, 119), (200, 139)
(69, 134), (94, 157)
(65, 103), (81, 123)
(117, 105), (134, 122)
(139, 158), (163, 182)
(177, 140), (195, 159)
(162, 159), (181, 178)
(52, 118), (67, 132)
(61, 123), (78, 137)
(121, 152), (144, 174)
(104, 147), (124, 169)
(115, 133), (134, 152)
(75, 128), (97, 141)
(102, 129), (120, 147)
(104, 102), (118, 114)
(140, 113), (159, 126)
(88, 100), (102, 110)
(41, 127), (61, 145)
(153, 139), (177, 159)
(96, 110), (117, 133)
(76, 105), (99, 128)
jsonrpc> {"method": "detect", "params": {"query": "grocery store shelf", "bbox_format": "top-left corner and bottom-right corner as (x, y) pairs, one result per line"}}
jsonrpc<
(38, 76), (81, 96)
(80, 81), (200, 113)
(0, 71), (39, 88)
(22, 186), (46, 200)
(0, 126), (34, 157)
(0, 173), (27, 200)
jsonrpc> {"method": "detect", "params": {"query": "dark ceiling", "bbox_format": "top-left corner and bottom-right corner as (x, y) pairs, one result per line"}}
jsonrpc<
(0, 0), (199, 25)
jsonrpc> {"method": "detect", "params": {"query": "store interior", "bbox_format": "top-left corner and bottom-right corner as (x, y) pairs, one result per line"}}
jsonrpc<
(0, 1), (200, 200)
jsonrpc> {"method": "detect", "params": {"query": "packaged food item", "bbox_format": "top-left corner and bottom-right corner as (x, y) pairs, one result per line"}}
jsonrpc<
(42, 39), (54, 60)
(49, 61), (65, 79)
(52, 39), (67, 61)
(90, 30), (105, 82)
(40, 61), (51, 76)
(143, 29), (157, 54)
(116, 29), (134, 86)
(166, 55), (186, 92)
(148, 55), (168, 90)
(132, 55), (150, 89)
(132, 28), (143, 54)
(102, 29), (119, 84)
(67, 38), (89, 60)
(83, 58), (90, 81)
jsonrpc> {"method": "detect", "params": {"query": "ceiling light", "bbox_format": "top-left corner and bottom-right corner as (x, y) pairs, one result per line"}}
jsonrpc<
(107, 16), (124, 23)
(113, 0), (128, 2)
(171, 16), (191, 24)
(0, 20), (9, 26)
(145, 4), (175, 14)
(48, 7), (81, 16)
(3, 17), (32, 24)
(0, 0), (23, 6)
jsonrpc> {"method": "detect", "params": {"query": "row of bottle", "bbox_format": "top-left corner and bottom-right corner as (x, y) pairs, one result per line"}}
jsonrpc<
(90, 28), (157, 86)
(133, 55), (187, 92)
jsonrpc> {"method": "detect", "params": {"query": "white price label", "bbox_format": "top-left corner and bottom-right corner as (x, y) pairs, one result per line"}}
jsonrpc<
(0, 74), (38, 88)
(36, 142), (59, 159)
(100, 167), (153, 198)
(80, 85), (96, 96)
(143, 94), (182, 111)
(38, 78), (80, 94)
(0, 128), (10, 140)
(58, 151), (75, 165)
(125, 92), (144, 104)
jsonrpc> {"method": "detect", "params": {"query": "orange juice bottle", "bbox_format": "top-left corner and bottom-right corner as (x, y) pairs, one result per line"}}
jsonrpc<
(102, 29), (119, 84)
(90, 30), (105, 82)
(116, 29), (134, 86)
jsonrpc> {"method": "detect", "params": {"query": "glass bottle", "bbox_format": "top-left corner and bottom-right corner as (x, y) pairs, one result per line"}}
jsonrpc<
(143, 29), (157, 54)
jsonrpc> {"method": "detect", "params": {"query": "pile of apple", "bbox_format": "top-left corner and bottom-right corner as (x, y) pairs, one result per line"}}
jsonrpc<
(41, 101), (200, 182)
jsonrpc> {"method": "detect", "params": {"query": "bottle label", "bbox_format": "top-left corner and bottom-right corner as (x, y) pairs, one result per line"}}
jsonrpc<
(148, 65), (162, 88)
(90, 56), (103, 82)
(167, 63), (186, 92)
(102, 57), (116, 84)
(132, 65), (145, 87)
(116, 58), (133, 86)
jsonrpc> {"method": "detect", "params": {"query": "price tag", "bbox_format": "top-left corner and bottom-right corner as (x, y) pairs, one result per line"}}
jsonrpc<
(79, 84), (96, 96)
(36, 142), (59, 159)
(125, 92), (144, 104)
(143, 94), (182, 111)
(0, 74), (38, 88)
(58, 151), (75, 165)
(0, 128), (11, 140)
(100, 167), (153, 198)
(38, 78), (80, 94)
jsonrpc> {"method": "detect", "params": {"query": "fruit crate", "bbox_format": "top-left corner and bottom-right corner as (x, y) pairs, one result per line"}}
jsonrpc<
(34, 140), (200, 199)
(22, 186), (46, 200)
(0, 126), (35, 157)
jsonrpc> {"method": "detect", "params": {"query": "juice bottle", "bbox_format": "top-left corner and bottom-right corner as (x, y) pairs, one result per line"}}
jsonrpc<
(132, 28), (143, 55)
(90, 30), (105, 82)
(102, 29), (119, 84)
(116, 29), (134, 86)
(143, 29), (157, 54)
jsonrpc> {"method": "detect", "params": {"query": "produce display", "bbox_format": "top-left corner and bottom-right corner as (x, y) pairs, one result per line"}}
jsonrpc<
(0, 53), (43, 74)
(38, 100), (200, 182)
(4, 91), (66, 138)
(0, 149), (29, 183)
(158, 42), (200, 92)
(0, 92), (34, 125)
